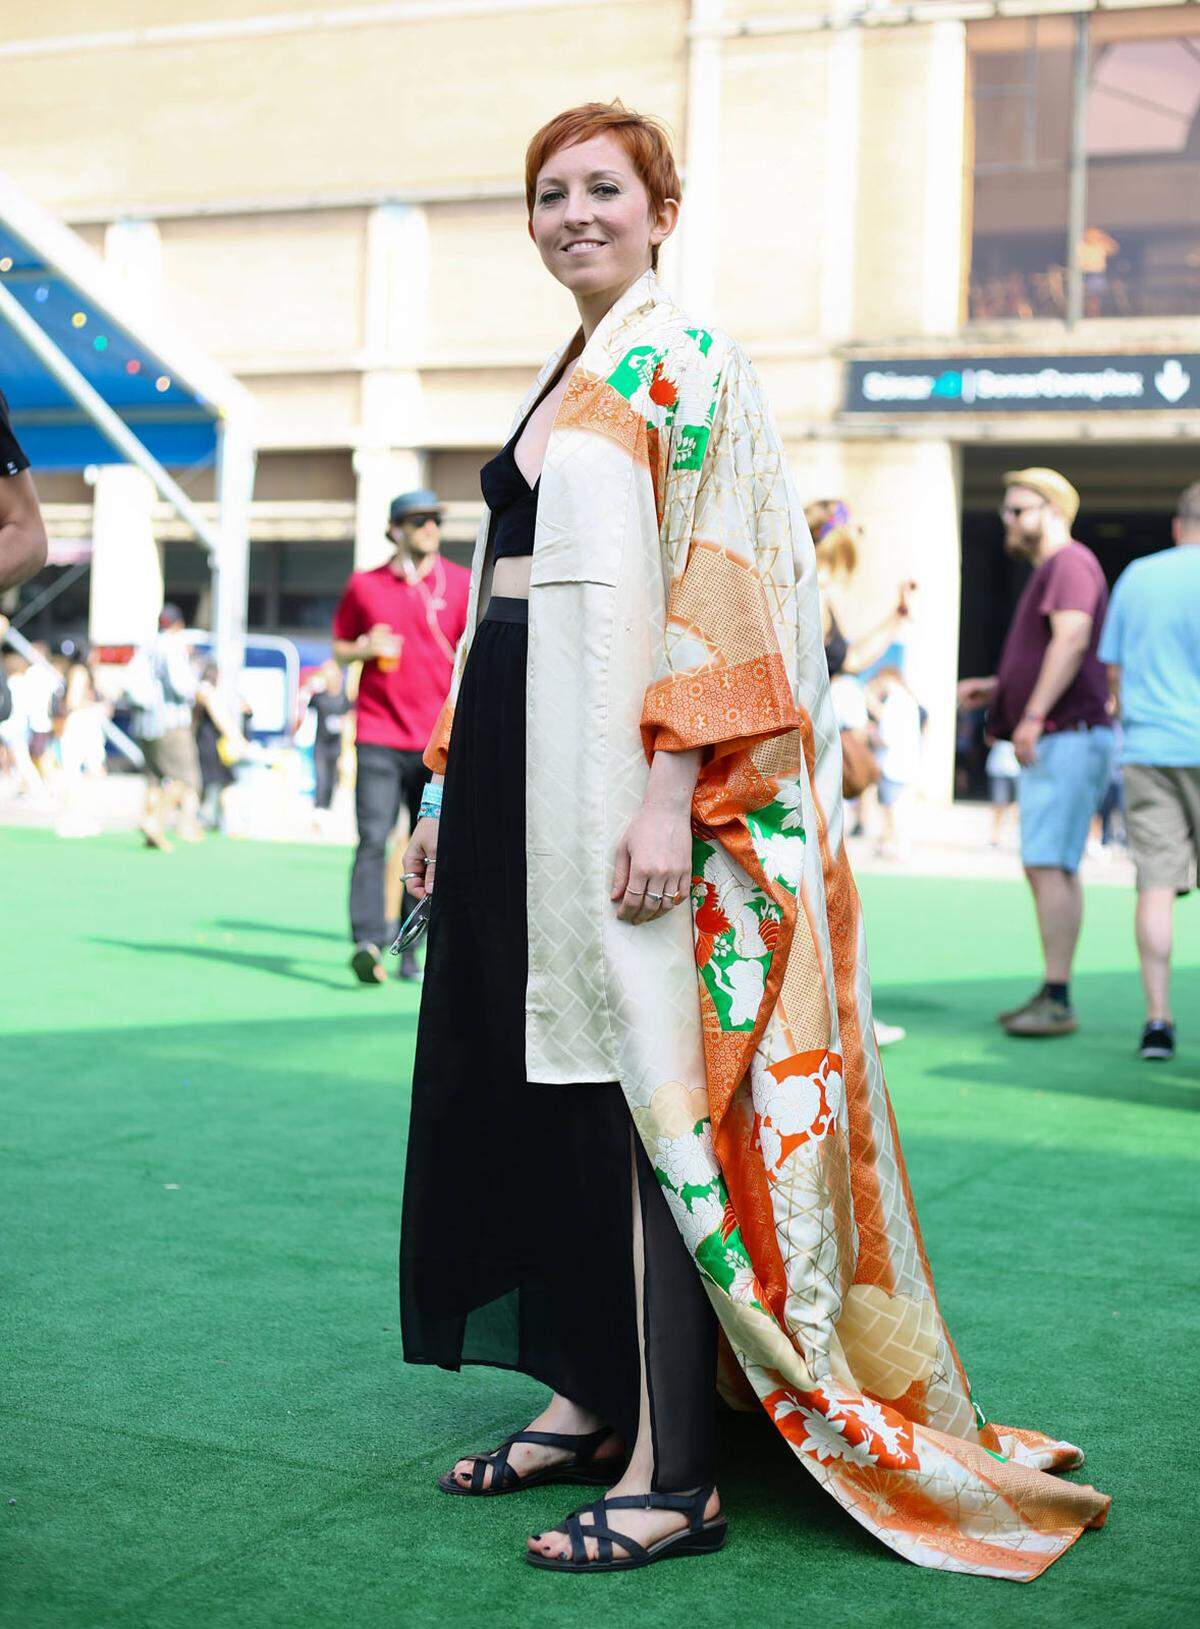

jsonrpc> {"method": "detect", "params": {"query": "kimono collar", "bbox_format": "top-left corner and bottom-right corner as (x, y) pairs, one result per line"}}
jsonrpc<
(566, 266), (669, 378)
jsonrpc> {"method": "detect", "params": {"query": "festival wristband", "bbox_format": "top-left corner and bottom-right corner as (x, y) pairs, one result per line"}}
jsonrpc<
(418, 784), (443, 821)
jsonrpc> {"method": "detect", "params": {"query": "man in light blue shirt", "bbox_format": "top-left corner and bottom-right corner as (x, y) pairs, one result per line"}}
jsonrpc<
(1099, 481), (1200, 1062)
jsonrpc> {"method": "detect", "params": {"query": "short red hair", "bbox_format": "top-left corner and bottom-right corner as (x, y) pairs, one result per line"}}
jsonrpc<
(525, 101), (681, 271)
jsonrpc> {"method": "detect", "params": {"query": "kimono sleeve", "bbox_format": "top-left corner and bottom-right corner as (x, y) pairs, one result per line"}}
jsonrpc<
(639, 340), (800, 762)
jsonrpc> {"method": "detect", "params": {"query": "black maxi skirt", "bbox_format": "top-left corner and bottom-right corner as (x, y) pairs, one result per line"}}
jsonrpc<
(399, 597), (716, 1490)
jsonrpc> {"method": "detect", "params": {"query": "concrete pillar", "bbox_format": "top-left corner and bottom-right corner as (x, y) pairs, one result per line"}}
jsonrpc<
(853, 21), (967, 338)
(355, 204), (429, 570)
(89, 220), (166, 643)
(677, 0), (724, 317)
(88, 464), (162, 645)
(837, 437), (962, 804)
(819, 2), (864, 344)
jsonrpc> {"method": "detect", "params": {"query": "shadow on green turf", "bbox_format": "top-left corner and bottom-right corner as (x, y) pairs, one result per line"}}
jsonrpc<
(213, 918), (351, 944)
(87, 936), (379, 993)
(875, 968), (1200, 1107)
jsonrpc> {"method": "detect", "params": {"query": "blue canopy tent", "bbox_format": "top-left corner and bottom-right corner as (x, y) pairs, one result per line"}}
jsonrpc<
(0, 171), (256, 686)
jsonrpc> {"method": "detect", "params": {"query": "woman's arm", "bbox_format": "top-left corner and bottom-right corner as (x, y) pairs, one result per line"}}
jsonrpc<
(401, 773), (445, 901)
(839, 587), (914, 676)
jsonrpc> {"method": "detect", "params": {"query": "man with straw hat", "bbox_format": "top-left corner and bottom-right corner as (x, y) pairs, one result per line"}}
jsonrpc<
(958, 468), (1114, 1036)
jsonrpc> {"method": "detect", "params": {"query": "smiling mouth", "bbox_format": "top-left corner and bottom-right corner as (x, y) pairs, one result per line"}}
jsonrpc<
(562, 240), (606, 254)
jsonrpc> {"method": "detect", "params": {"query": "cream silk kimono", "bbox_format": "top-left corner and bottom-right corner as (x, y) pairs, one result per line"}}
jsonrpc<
(424, 269), (1110, 1579)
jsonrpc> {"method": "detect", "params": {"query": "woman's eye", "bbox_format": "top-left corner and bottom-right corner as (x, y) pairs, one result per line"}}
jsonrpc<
(538, 190), (563, 205)
(594, 184), (619, 198)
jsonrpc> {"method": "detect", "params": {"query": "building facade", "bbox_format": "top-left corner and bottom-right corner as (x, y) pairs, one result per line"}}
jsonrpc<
(4, 0), (1199, 797)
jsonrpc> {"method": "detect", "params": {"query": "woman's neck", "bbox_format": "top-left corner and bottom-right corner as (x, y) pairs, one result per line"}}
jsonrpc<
(573, 264), (652, 343)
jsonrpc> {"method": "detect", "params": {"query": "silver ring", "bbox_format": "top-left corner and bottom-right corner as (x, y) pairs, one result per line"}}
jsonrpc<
(645, 890), (665, 901)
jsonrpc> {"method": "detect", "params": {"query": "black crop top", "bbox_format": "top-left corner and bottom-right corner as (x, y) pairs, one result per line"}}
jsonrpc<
(480, 357), (575, 560)
(480, 434), (538, 561)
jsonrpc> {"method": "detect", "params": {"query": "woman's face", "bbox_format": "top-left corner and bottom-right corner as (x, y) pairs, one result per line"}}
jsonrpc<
(529, 132), (676, 301)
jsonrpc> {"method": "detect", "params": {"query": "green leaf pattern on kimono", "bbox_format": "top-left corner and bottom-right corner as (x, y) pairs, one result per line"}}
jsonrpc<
(745, 784), (807, 896)
(691, 837), (782, 1033)
(605, 330), (720, 472)
(651, 1115), (769, 1315)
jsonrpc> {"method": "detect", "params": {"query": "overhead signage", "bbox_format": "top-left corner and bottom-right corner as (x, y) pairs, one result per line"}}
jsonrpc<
(844, 353), (1200, 413)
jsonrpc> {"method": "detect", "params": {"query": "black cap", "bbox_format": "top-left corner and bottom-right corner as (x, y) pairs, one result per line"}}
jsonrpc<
(389, 488), (444, 527)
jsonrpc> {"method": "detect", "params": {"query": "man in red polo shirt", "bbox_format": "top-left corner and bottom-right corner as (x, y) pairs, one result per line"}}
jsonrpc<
(333, 488), (470, 984)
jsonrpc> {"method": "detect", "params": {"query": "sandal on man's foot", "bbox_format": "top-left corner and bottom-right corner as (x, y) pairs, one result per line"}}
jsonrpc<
(437, 1426), (623, 1497)
(524, 1486), (727, 1571)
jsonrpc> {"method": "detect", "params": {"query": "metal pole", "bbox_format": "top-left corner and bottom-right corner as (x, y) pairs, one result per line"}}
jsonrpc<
(1065, 11), (1090, 328)
(0, 618), (144, 766)
(0, 278), (222, 556)
(211, 419), (255, 701)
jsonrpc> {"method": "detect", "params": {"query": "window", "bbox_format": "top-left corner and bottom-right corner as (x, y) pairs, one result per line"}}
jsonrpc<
(968, 8), (1200, 322)
(968, 15), (1075, 320)
(1084, 13), (1200, 317)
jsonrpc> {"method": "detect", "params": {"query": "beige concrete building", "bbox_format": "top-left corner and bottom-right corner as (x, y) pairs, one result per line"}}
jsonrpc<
(4, 0), (1199, 796)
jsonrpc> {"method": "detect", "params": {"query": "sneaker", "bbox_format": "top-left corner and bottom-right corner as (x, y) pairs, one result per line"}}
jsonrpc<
(1139, 1021), (1175, 1061)
(1003, 993), (1078, 1037)
(350, 943), (387, 985)
(996, 990), (1043, 1025)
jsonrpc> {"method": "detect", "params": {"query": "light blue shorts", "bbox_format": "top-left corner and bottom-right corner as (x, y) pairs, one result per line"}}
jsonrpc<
(1019, 726), (1115, 872)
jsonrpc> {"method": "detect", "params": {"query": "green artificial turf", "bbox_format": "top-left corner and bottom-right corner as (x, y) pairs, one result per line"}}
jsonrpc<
(2, 825), (1198, 1628)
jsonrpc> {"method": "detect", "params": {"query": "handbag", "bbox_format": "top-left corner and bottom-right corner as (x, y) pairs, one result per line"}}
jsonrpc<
(840, 727), (880, 800)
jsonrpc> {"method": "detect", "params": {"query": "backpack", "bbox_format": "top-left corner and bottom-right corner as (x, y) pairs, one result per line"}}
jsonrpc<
(122, 649), (159, 713)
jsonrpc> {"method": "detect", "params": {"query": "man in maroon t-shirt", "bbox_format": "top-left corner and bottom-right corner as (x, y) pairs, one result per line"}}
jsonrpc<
(333, 488), (470, 983)
(958, 468), (1115, 1037)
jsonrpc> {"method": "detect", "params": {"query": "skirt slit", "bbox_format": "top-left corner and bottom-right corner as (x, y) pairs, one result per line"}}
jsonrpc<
(399, 594), (716, 1488)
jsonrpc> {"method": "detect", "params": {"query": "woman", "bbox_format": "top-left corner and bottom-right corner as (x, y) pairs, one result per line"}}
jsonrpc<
(194, 663), (248, 835)
(400, 102), (1109, 1578)
(804, 499), (915, 683)
(299, 659), (350, 828)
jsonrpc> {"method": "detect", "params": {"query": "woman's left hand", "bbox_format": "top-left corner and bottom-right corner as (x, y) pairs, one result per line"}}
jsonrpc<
(611, 799), (692, 925)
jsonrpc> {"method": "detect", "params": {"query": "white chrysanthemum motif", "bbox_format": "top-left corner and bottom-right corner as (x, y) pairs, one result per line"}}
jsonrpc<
(843, 1396), (907, 1457)
(755, 830), (805, 891)
(786, 1404), (876, 1468)
(725, 958), (766, 1028)
(757, 1120), (782, 1173)
(729, 1264), (760, 1305)
(664, 1187), (725, 1256)
(733, 902), (767, 960)
(775, 782), (805, 832)
(674, 352), (718, 426)
(759, 1070), (823, 1138)
(657, 1129), (718, 1192)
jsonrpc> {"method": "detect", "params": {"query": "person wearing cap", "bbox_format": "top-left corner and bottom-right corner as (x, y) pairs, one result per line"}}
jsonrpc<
(332, 488), (470, 983)
(0, 386), (48, 592)
(1098, 479), (1200, 1063)
(958, 468), (1114, 1037)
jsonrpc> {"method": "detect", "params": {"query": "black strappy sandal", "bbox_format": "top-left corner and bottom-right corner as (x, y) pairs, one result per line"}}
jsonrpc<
(437, 1426), (622, 1497)
(524, 1485), (727, 1571)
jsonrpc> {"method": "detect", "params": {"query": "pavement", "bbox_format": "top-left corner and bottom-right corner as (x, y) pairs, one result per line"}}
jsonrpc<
(0, 763), (1137, 887)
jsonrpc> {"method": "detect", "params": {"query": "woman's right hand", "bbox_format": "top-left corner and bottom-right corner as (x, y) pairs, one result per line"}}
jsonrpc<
(403, 815), (440, 900)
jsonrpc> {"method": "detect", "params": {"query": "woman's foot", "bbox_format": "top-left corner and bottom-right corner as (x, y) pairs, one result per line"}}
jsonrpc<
(446, 1396), (622, 1492)
(526, 1478), (722, 1564)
